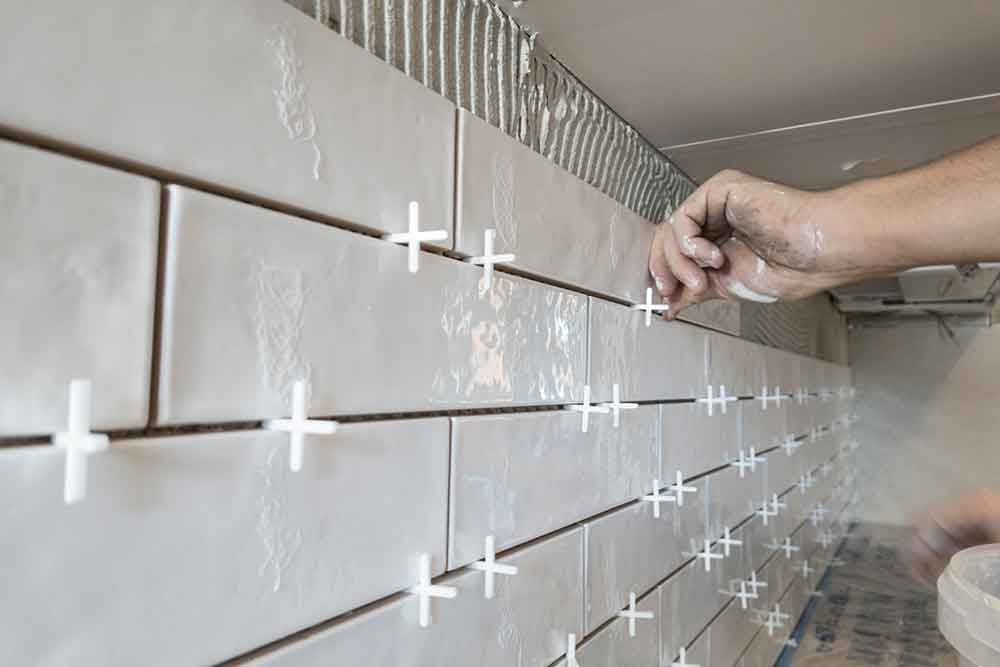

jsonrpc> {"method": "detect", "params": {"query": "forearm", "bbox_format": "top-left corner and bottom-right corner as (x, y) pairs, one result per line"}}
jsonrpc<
(817, 135), (1000, 277)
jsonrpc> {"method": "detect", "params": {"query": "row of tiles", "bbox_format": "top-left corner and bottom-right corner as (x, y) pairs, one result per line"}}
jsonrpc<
(250, 466), (855, 667)
(0, 137), (851, 435)
(0, 411), (852, 666)
(0, 0), (670, 305)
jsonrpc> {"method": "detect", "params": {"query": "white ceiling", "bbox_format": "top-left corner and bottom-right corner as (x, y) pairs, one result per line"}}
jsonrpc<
(501, 0), (1000, 188)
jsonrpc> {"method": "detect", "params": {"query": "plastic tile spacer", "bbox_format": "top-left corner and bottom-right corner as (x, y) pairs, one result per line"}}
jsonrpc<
(618, 591), (655, 638)
(408, 553), (457, 628)
(668, 471), (698, 506)
(781, 434), (800, 456)
(721, 578), (757, 609)
(764, 604), (790, 637)
(263, 380), (338, 472)
(381, 201), (449, 273)
(818, 530), (836, 549)
(730, 451), (754, 478)
(796, 387), (809, 405)
(799, 559), (816, 579)
(756, 384), (783, 410)
(466, 228), (515, 289)
(632, 287), (669, 327)
(770, 493), (787, 514)
(672, 646), (699, 667)
(642, 479), (677, 519)
(747, 570), (769, 595)
(598, 383), (638, 428)
(766, 537), (800, 559)
(565, 385), (609, 433)
(747, 447), (766, 471)
(718, 526), (742, 556)
(697, 384), (738, 417)
(696, 539), (723, 572)
(468, 535), (518, 599)
(755, 499), (778, 526)
(566, 633), (579, 667)
(51, 379), (109, 505)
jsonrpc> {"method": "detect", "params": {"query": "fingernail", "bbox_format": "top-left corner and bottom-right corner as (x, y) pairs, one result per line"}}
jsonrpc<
(654, 275), (665, 291)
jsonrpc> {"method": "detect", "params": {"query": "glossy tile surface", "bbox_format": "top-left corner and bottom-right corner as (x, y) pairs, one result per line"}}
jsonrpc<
(0, 420), (448, 666)
(457, 110), (655, 303)
(158, 187), (587, 424)
(0, 0), (454, 242)
(0, 140), (158, 435)
(251, 528), (585, 667)
(449, 407), (657, 568)
(589, 298), (706, 403)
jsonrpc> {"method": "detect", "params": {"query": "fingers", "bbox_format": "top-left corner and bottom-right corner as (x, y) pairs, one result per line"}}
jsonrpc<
(649, 225), (679, 297)
(664, 272), (726, 318)
(649, 220), (706, 298)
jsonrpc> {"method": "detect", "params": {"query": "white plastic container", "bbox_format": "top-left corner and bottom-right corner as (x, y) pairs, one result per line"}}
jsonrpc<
(938, 544), (1000, 666)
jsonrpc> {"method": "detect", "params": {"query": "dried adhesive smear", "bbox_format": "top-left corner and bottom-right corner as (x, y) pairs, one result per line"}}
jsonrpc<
(286, 0), (696, 223)
(254, 262), (312, 402)
(269, 21), (323, 181)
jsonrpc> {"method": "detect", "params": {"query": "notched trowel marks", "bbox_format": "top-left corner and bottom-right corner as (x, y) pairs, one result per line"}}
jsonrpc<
(269, 21), (323, 181)
(492, 152), (517, 252)
(254, 262), (312, 403)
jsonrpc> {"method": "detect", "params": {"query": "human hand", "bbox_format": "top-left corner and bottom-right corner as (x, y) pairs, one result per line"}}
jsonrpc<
(648, 170), (860, 316)
(904, 491), (1000, 586)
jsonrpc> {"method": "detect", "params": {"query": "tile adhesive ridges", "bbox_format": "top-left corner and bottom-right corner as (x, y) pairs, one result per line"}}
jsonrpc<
(285, 0), (696, 225)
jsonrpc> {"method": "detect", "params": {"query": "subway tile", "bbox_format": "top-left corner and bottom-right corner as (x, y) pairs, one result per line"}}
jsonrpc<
(660, 400), (741, 482)
(0, 140), (158, 436)
(456, 110), (654, 303)
(0, 420), (448, 666)
(555, 591), (659, 667)
(449, 407), (657, 569)
(158, 187), (587, 425)
(709, 599), (759, 667)
(589, 298), (706, 403)
(706, 331), (757, 398)
(658, 553), (725, 663)
(250, 528), (585, 667)
(0, 1), (454, 243)
(709, 465), (765, 537)
(583, 480), (707, 632)
(678, 300), (742, 336)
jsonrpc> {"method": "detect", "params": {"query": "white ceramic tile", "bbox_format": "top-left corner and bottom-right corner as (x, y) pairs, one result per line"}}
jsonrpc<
(709, 599), (760, 667)
(709, 465), (765, 538)
(456, 110), (655, 302)
(706, 331), (756, 398)
(449, 407), (657, 568)
(658, 552), (726, 664)
(0, 0), (454, 243)
(660, 400), (740, 482)
(0, 420), (448, 666)
(158, 187), (587, 424)
(678, 299), (742, 336)
(583, 483), (707, 632)
(0, 140), (158, 436)
(741, 398), (789, 454)
(555, 591), (659, 667)
(589, 298), (706, 403)
(250, 528), (585, 667)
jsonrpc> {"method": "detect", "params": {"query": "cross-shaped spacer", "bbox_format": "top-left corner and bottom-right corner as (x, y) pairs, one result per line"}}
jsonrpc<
(799, 559), (816, 579)
(642, 479), (677, 519)
(748, 570), (769, 594)
(781, 435), (801, 456)
(566, 633), (579, 667)
(466, 228), (516, 289)
(565, 385), (609, 433)
(697, 384), (738, 417)
(770, 493), (787, 514)
(618, 591), (655, 637)
(672, 647), (699, 667)
(408, 553), (457, 628)
(668, 470), (698, 506)
(730, 451), (754, 478)
(755, 500), (778, 526)
(52, 379), (110, 505)
(697, 539), (724, 572)
(718, 527), (742, 556)
(723, 579), (756, 609)
(747, 447), (766, 471)
(796, 387), (809, 404)
(768, 537), (799, 559)
(632, 287), (670, 327)
(599, 383), (638, 428)
(381, 201), (449, 273)
(756, 385), (783, 410)
(468, 535), (518, 599)
(264, 380), (339, 472)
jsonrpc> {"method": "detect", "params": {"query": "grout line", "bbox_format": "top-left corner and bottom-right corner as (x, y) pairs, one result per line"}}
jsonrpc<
(0, 396), (843, 449)
(146, 185), (170, 427)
